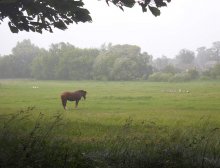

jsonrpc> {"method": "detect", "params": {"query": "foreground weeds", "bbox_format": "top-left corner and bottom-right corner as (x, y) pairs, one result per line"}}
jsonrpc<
(1, 109), (220, 168)
(0, 108), (95, 168)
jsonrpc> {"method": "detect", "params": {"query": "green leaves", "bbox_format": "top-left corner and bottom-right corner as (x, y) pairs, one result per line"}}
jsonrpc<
(106, 0), (170, 17)
(8, 22), (18, 33)
(1, 0), (92, 33)
(121, 0), (136, 8)
(138, 0), (170, 16)
(74, 8), (92, 23)
(154, 0), (167, 7)
(54, 20), (67, 30)
(106, 0), (135, 11)
(1, 0), (171, 33)
(148, 6), (161, 16)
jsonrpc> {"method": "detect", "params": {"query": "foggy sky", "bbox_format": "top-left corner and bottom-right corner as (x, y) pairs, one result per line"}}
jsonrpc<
(0, 0), (220, 58)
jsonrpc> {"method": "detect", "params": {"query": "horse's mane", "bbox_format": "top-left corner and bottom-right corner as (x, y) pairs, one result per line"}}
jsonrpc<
(76, 90), (87, 94)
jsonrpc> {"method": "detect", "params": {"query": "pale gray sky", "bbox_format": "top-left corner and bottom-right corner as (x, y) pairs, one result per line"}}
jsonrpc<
(0, 0), (220, 58)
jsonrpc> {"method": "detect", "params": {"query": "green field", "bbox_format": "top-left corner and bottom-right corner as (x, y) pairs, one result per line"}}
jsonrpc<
(1, 80), (220, 125)
(1, 80), (220, 135)
(0, 80), (220, 167)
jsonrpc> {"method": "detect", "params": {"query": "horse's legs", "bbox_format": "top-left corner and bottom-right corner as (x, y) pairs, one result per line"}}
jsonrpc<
(63, 101), (67, 110)
(75, 100), (79, 108)
(61, 97), (67, 110)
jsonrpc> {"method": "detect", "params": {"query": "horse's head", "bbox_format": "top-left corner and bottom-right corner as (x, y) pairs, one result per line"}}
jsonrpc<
(81, 90), (87, 100)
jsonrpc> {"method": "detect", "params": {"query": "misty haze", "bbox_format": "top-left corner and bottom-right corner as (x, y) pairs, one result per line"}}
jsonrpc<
(0, 0), (220, 168)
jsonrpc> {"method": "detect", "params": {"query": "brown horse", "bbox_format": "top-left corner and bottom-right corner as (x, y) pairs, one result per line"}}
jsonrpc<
(60, 90), (87, 110)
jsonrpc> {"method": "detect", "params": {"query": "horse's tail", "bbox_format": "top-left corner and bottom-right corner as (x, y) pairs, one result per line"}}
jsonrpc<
(61, 94), (67, 110)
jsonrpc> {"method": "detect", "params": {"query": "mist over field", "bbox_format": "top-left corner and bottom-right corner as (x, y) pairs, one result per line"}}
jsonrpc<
(1, 0), (220, 167)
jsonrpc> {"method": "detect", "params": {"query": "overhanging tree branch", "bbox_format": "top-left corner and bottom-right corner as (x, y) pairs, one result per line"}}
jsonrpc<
(0, 0), (171, 33)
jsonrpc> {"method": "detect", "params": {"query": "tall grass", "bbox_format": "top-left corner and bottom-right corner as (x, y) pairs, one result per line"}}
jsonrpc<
(1, 108), (220, 168)
(0, 108), (96, 168)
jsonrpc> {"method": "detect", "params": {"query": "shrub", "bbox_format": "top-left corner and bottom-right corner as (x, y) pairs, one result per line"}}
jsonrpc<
(187, 69), (199, 79)
(148, 72), (173, 82)
(169, 73), (191, 82)
(211, 63), (220, 79)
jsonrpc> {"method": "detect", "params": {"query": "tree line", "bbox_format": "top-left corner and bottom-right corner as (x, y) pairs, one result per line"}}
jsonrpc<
(0, 39), (220, 81)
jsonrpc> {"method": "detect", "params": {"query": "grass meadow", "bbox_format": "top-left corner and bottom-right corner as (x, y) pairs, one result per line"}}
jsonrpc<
(0, 79), (220, 168)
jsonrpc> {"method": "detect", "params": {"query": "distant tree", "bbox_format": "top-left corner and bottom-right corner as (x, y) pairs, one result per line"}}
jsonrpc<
(176, 49), (195, 65)
(0, 55), (14, 78)
(0, 39), (42, 78)
(111, 57), (138, 80)
(195, 42), (220, 71)
(153, 55), (170, 71)
(93, 44), (152, 80)
(136, 52), (153, 79)
(100, 43), (112, 52)
(11, 39), (43, 78)
(93, 45), (121, 80)
(33, 51), (60, 79)
(195, 47), (210, 68)
(0, 0), (171, 33)
(210, 41), (220, 62)
(31, 53), (49, 80)
(31, 42), (100, 80)
(56, 46), (99, 80)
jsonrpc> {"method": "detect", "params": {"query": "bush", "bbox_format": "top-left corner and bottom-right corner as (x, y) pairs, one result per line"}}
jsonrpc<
(148, 72), (173, 82)
(201, 64), (220, 80)
(169, 73), (191, 82)
(187, 69), (199, 79)
(211, 64), (220, 79)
